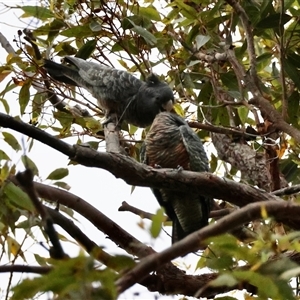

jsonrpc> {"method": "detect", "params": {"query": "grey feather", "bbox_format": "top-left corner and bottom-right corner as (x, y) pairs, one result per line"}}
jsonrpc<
(44, 57), (174, 127)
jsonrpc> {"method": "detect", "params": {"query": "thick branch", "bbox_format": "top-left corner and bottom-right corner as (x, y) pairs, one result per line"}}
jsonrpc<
(116, 200), (300, 294)
(249, 97), (300, 142)
(0, 112), (286, 209)
(212, 133), (272, 191)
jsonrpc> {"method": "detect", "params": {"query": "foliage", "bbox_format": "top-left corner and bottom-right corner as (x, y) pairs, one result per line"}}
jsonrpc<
(1, 0), (300, 299)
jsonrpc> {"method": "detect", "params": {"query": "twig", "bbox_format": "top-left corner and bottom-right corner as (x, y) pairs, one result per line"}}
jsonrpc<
(118, 201), (233, 220)
(249, 97), (300, 143)
(272, 184), (300, 196)
(118, 201), (155, 220)
(224, 0), (260, 90)
(188, 121), (258, 139)
(0, 265), (51, 274)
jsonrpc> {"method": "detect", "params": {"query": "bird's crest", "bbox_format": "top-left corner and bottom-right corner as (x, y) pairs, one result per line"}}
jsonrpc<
(146, 73), (161, 85)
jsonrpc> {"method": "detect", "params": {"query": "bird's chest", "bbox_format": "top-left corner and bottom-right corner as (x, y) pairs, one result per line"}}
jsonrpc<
(146, 134), (190, 170)
(96, 97), (121, 112)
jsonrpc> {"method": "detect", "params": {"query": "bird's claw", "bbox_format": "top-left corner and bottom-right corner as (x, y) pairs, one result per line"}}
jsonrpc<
(154, 164), (162, 169)
(101, 117), (114, 126)
(176, 165), (183, 172)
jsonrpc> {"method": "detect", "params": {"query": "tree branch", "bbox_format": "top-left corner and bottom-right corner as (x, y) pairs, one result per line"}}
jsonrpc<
(16, 169), (66, 259)
(0, 265), (51, 274)
(116, 200), (300, 294)
(1, 112), (287, 208)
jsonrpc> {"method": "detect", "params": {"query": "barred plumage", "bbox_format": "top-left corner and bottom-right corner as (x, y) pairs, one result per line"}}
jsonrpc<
(141, 112), (211, 243)
(44, 57), (174, 127)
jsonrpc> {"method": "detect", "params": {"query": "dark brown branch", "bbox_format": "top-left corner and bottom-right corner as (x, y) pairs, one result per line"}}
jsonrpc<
(118, 201), (233, 220)
(119, 201), (256, 243)
(45, 206), (98, 254)
(0, 112), (287, 209)
(118, 201), (157, 220)
(188, 121), (258, 139)
(46, 206), (129, 271)
(0, 113), (73, 157)
(16, 169), (66, 259)
(0, 265), (51, 274)
(116, 200), (300, 294)
(10, 177), (155, 259)
(224, 0), (259, 90)
(249, 97), (300, 143)
(10, 178), (258, 298)
(272, 184), (300, 196)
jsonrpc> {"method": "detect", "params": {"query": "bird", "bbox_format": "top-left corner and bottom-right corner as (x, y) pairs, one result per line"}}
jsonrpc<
(43, 57), (174, 127)
(140, 112), (211, 243)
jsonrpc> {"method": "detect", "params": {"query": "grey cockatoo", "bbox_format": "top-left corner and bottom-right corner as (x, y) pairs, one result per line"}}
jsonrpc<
(44, 57), (174, 127)
(141, 112), (211, 243)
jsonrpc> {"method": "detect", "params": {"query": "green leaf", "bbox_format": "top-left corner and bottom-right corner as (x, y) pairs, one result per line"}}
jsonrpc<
(3, 182), (35, 212)
(0, 149), (10, 161)
(233, 270), (278, 298)
(237, 106), (249, 124)
(47, 168), (69, 180)
(284, 58), (300, 90)
(60, 24), (94, 38)
(21, 155), (39, 176)
(150, 208), (165, 238)
(256, 52), (272, 71)
(0, 97), (9, 114)
(19, 80), (31, 115)
(210, 274), (238, 288)
(195, 35), (211, 49)
(85, 141), (100, 150)
(19, 5), (54, 20)
(76, 40), (97, 59)
(53, 181), (71, 190)
(85, 116), (102, 133)
(133, 5), (161, 21)
(127, 19), (157, 45)
(170, 0), (198, 19)
(287, 91), (299, 126)
(89, 19), (102, 32)
(2, 132), (21, 151)
(256, 13), (292, 29)
(287, 52), (300, 68)
(220, 72), (239, 90)
(48, 19), (66, 42)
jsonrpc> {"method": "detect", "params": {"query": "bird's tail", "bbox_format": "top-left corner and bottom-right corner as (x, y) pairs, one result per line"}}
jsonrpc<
(43, 59), (79, 86)
(171, 218), (186, 244)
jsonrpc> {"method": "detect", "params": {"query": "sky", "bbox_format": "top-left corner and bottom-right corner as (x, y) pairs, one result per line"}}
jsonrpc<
(0, 1), (207, 299)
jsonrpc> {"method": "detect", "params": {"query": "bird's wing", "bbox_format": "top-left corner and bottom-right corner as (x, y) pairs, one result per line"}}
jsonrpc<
(64, 57), (143, 98)
(152, 188), (187, 243)
(179, 125), (209, 172)
(176, 124), (211, 236)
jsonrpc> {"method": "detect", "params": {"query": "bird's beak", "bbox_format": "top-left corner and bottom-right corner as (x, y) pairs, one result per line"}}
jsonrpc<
(162, 99), (174, 112)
